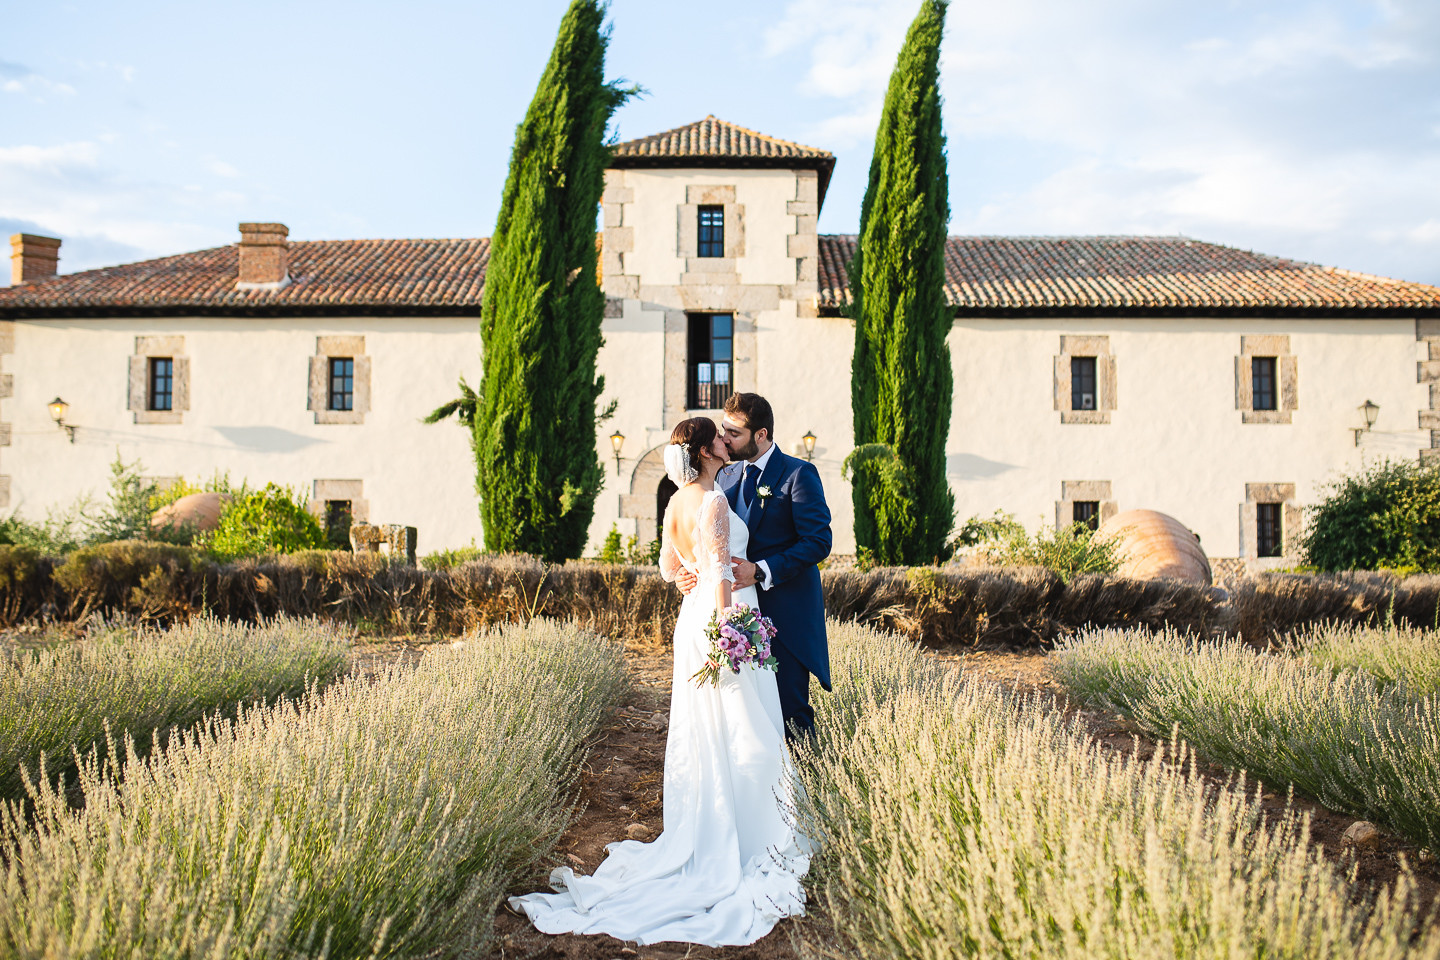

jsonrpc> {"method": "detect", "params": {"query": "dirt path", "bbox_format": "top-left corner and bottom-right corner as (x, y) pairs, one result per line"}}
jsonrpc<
(489, 639), (813, 960)
(490, 641), (1439, 957)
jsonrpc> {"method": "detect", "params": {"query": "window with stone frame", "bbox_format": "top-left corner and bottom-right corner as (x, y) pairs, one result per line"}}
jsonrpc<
(1055, 481), (1116, 532)
(1054, 336), (1116, 424)
(1236, 335), (1297, 424)
(324, 499), (353, 549)
(687, 313), (734, 410)
(129, 336), (189, 424)
(1241, 482), (1300, 562)
(308, 337), (371, 424)
(1256, 502), (1283, 558)
(310, 479), (368, 533)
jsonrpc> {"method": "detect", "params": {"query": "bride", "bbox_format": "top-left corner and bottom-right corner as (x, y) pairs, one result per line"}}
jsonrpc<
(507, 416), (810, 947)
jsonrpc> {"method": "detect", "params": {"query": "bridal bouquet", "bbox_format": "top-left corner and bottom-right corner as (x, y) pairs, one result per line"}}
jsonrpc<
(692, 603), (779, 687)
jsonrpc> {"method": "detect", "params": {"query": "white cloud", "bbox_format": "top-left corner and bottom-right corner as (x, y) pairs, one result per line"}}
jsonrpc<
(769, 0), (1440, 283)
(0, 60), (77, 98)
(207, 159), (240, 178)
(0, 139), (245, 272)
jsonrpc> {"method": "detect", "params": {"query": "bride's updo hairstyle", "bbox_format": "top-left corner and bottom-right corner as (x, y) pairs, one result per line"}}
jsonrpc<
(670, 417), (719, 475)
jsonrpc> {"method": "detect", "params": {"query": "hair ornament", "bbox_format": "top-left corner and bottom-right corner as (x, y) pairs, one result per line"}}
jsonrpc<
(664, 442), (700, 488)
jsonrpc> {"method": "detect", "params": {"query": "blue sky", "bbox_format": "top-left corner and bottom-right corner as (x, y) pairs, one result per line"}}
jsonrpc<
(3, 0), (1438, 284)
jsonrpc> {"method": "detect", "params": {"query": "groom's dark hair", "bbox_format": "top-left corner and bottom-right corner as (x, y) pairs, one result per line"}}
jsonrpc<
(724, 393), (774, 441)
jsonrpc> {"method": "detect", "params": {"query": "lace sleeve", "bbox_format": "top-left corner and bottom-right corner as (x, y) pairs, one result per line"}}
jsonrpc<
(698, 491), (735, 584)
(659, 514), (685, 583)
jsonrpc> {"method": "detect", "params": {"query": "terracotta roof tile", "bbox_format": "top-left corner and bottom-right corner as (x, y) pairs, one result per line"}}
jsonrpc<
(0, 238), (489, 316)
(612, 115), (833, 162)
(4, 233), (1436, 318)
(610, 116), (836, 208)
(817, 235), (1440, 313)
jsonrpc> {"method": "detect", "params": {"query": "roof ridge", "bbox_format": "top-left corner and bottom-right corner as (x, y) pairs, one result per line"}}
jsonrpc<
(613, 114), (832, 157)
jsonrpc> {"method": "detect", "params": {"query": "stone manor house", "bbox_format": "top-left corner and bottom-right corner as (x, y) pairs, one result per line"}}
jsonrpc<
(4, 116), (1440, 568)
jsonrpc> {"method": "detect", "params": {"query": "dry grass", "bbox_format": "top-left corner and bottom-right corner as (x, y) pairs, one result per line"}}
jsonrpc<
(1052, 626), (1440, 851)
(1293, 621), (1440, 697)
(0, 615), (350, 801)
(0, 619), (628, 959)
(10, 541), (1440, 648)
(793, 620), (1440, 959)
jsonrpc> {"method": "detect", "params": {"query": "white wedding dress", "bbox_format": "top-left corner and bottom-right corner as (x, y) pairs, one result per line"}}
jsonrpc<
(508, 486), (810, 946)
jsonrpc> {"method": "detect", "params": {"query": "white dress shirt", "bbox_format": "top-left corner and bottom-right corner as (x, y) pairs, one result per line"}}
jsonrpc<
(740, 444), (777, 590)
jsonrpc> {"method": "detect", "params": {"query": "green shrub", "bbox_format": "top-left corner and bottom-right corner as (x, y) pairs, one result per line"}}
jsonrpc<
(87, 455), (160, 543)
(0, 504), (87, 556)
(950, 509), (1025, 548)
(52, 541), (205, 619)
(1, 619), (627, 958)
(199, 483), (327, 561)
(148, 471), (245, 513)
(797, 622), (1440, 959)
(0, 546), (41, 624)
(594, 524), (660, 566)
(1302, 457), (1440, 572)
(0, 615), (350, 801)
(597, 523), (625, 563)
(420, 544), (488, 571)
(984, 520), (1125, 582)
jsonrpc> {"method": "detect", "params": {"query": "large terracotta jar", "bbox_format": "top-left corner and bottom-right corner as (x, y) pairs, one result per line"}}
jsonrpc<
(1095, 509), (1211, 585)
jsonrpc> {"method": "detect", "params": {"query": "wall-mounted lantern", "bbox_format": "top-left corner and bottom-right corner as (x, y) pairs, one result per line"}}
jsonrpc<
(48, 396), (76, 443)
(801, 431), (817, 461)
(609, 430), (625, 475)
(1354, 399), (1379, 446)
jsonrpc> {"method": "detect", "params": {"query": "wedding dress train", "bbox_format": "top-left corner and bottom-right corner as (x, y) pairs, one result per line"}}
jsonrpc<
(508, 487), (809, 946)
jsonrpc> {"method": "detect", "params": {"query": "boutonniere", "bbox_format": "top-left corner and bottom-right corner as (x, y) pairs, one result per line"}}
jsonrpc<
(756, 485), (774, 501)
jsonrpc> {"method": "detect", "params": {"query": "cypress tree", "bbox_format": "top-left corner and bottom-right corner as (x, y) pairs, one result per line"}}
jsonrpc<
(847, 0), (954, 565)
(432, 0), (631, 561)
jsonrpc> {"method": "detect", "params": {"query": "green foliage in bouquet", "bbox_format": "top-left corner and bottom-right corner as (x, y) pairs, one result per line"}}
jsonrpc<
(1301, 457), (1440, 573)
(849, 0), (954, 567)
(199, 483), (327, 561)
(429, 0), (634, 562)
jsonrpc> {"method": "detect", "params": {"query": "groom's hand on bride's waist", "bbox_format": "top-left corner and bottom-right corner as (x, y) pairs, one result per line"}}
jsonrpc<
(731, 559), (758, 589)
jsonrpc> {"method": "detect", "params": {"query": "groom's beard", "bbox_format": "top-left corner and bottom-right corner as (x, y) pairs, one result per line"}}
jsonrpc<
(728, 436), (758, 461)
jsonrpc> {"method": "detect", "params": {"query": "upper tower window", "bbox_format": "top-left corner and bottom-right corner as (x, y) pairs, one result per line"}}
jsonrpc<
(697, 205), (724, 258)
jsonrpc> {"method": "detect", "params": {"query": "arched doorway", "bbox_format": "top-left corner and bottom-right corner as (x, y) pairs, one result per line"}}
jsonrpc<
(656, 476), (678, 541)
(619, 444), (672, 547)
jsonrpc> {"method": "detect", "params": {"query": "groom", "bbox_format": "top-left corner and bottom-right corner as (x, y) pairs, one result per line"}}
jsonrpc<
(675, 392), (833, 739)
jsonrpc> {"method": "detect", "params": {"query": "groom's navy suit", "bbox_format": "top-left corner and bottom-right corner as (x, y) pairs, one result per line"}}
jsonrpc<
(720, 448), (832, 737)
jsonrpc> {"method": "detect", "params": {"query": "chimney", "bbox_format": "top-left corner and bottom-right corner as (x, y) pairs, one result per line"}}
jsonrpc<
(236, 222), (290, 290)
(10, 234), (61, 286)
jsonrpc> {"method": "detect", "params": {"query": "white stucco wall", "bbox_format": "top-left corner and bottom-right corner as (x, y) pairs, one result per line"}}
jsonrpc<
(8, 315), (486, 552)
(947, 316), (1427, 559)
(618, 168), (801, 288)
